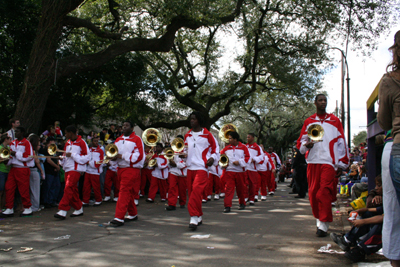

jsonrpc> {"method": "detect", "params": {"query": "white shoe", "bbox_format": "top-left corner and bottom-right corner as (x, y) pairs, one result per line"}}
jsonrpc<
(214, 194), (220, 200)
(255, 195), (258, 200)
(57, 210), (67, 217)
(22, 207), (32, 215)
(261, 196), (267, 200)
(249, 201), (254, 204)
(134, 199), (139, 206)
(104, 196), (111, 201)
(318, 221), (329, 232)
(190, 216), (198, 225)
(72, 207), (83, 216)
(202, 199), (207, 203)
(113, 197), (119, 202)
(198, 216), (202, 224)
(207, 195), (211, 200)
(268, 192), (274, 195)
(94, 201), (102, 206)
(219, 193), (225, 198)
(245, 198), (248, 202)
(2, 208), (14, 215)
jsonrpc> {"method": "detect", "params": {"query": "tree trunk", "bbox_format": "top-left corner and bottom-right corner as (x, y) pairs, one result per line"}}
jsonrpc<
(13, 0), (82, 134)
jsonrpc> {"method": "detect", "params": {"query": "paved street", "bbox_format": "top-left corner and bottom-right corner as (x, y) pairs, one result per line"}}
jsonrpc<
(1, 181), (353, 266)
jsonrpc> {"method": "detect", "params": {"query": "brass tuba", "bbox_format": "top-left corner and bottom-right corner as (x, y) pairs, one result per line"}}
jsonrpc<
(307, 124), (324, 142)
(219, 123), (238, 144)
(219, 154), (229, 167)
(142, 128), (162, 147)
(97, 144), (119, 164)
(0, 147), (11, 160)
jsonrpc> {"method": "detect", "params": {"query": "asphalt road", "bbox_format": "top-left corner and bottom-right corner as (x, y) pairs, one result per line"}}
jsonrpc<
(0, 181), (353, 266)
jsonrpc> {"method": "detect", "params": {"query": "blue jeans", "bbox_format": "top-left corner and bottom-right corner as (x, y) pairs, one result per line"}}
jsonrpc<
(0, 171), (8, 191)
(389, 154), (400, 207)
(44, 173), (61, 204)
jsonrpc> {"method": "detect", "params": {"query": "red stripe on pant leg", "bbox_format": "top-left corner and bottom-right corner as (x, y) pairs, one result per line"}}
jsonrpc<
(5, 168), (18, 209)
(187, 170), (208, 217)
(58, 171), (81, 211)
(317, 164), (336, 222)
(168, 174), (179, 206)
(178, 176), (187, 206)
(82, 173), (92, 203)
(114, 168), (139, 220)
(223, 171), (236, 208)
(148, 176), (159, 200)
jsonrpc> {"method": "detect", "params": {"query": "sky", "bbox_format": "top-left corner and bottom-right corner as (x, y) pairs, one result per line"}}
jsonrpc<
(323, 28), (399, 143)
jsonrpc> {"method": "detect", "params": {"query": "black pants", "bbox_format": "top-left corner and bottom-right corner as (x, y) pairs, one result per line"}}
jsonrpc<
(294, 165), (307, 197)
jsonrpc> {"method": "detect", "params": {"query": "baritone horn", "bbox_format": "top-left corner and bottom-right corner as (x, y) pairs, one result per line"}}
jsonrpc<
(48, 144), (65, 156)
(171, 137), (185, 153)
(219, 154), (229, 167)
(97, 144), (118, 164)
(162, 147), (175, 160)
(307, 124), (324, 142)
(219, 123), (238, 143)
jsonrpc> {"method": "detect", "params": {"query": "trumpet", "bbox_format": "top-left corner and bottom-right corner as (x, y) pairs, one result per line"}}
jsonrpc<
(307, 124), (324, 142)
(0, 147), (11, 161)
(96, 144), (119, 164)
(48, 144), (66, 156)
(219, 123), (238, 144)
(219, 154), (229, 167)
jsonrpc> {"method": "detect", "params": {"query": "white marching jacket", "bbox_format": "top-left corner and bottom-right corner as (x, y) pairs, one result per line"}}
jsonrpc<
(86, 145), (104, 175)
(269, 152), (281, 168)
(169, 154), (187, 177)
(257, 153), (275, 172)
(297, 113), (349, 170)
(114, 132), (145, 169)
(246, 143), (264, 171)
(8, 138), (34, 168)
(107, 160), (118, 172)
(184, 128), (219, 171)
(151, 153), (169, 179)
(60, 136), (90, 173)
(220, 142), (250, 173)
(209, 164), (222, 177)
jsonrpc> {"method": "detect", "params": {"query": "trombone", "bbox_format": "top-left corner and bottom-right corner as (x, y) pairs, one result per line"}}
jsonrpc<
(307, 124), (324, 143)
(48, 144), (66, 156)
(219, 123), (238, 144)
(96, 144), (119, 164)
(219, 154), (229, 167)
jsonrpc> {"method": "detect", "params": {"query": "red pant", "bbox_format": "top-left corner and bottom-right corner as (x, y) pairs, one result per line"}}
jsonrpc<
(104, 169), (119, 197)
(148, 176), (168, 200)
(207, 173), (220, 196)
(307, 164), (337, 222)
(140, 168), (152, 195)
(224, 171), (246, 207)
(59, 171), (82, 211)
(114, 168), (140, 220)
(266, 170), (275, 193)
(82, 173), (102, 203)
(247, 170), (260, 201)
(220, 169), (226, 194)
(168, 174), (187, 206)
(187, 170), (208, 217)
(258, 171), (269, 196)
(5, 167), (31, 209)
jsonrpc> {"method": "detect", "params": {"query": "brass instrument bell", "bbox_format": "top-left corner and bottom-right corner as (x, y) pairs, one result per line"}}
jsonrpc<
(171, 137), (185, 153)
(162, 148), (175, 160)
(307, 124), (324, 142)
(0, 147), (11, 160)
(218, 123), (238, 143)
(219, 154), (229, 167)
(148, 158), (157, 167)
(142, 128), (162, 147)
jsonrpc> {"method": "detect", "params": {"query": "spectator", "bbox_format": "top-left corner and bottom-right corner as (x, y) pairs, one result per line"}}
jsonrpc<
(28, 134), (45, 212)
(108, 124), (116, 141)
(54, 121), (63, 137)
(0, 133), (12, 209)
(99, 128), (108, 144)
(7, 118), (20, 140)
(352, 149), (362, 163)
(42, 125), (56, 138)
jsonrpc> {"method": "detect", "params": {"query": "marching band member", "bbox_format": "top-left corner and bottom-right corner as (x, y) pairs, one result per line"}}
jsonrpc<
(146, 143), (169, 203)
(103, 160), (119, 202)
(207, 164), (222, 200)
(184, 111), (218, 230)
(140, 145), (153, 197)
(109, 121), (145, 227)
(220, 131), (250, 213)
(267, 147), (281, 195)
(82, 136), (104, 206)
(297, 93), (349, 237)
(1, 127), (34, 217)
(257, 145), (275, 201)
(245, 133), (264, 205)
(54, 125), (90, 220)
(166, 144), (187, 210)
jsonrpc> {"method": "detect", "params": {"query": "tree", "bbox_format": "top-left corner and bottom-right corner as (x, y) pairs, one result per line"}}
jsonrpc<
(352, 130), (367, 147)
